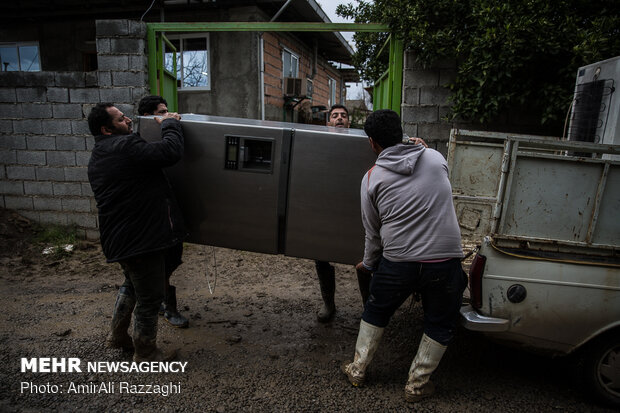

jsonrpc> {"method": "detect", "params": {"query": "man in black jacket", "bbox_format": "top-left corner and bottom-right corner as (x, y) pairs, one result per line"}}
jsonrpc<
(87, 102), (186, 362)
(138, 95), (189, 329)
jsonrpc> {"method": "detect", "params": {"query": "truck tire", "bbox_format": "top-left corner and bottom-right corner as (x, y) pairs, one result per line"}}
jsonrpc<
(582, 333), (620, 408)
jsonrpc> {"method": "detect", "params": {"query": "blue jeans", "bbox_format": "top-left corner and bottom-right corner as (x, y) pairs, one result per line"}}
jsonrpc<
(362, 257), (467, 345)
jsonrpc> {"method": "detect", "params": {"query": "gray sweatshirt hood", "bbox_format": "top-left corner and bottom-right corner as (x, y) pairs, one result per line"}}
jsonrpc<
(375, 144), (425, 175)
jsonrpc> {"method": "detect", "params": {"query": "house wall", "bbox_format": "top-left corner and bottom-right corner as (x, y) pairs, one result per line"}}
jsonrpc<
(262, 32), (345, 123)
(401, 50), (563, 156)
(0, 20), (148, 238)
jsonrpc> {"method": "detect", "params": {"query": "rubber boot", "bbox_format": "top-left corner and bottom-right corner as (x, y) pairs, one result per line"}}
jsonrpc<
(132, 320), (177, 362)
(106, 286), (136, 351)
(341, 320), (384, 387)
(404, 334), (447, 402)
(316, 261), (336, 322)
(356, 268), (371, 308)
(160, 285), (189, 328)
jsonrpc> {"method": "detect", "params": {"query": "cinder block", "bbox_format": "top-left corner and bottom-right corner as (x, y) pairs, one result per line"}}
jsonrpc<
(7, 165), (36, 179)
(439, 69), (457, 86)
(18, 210), (38, 222)
(22, 103), (53, 119)
(62, 197), (92, 212)
(64, 166), (88, 181)
(420, 86), (452, 106)
(24, 181), (53, 195)
(71, 120), (90, 135)
(38, 211), (68, 225)
(0, 180), (24, 195)
(97, 71), (112, 87)
(401, 105), (439, 123)
(16, 87), (47, 103)
(418, 123), (453, 144)
(56, 136), (86, 151)
(110, 38), (144, 55)
(403, 122), (418, 138)
(128, 20), (146, 37)
(35, 166), (65, 181)
(46, 151), (76, 166)
(403, 88), (420, 106)
(66, 212), (98, 228)
(55, 72), (86, 88)
(47, 88), (69, 103)
(81, 182), (93, 196)
(0, 88), (17, 102)
(85, 136), (95, 150)
(115, 104), (134, 117)
(69, 88), (100, 103)
(13, 119), (43, 134)
(0, 149), (17, 164)
(76, 151), (91, 166)
(98, 55), (130, 71)
(34, 196), (62, 211)
(99, 87), (131, 103)
(22, 72), (55, 87)
(0, 120), (14, 133)
(111, 71), (146, 87)
(96, 38), (111, 54)
(52, 104), (82, 119)
(1, 134), (26, 150)
(41, 119), (72, 135)
(129, 55), (147, 71)
(96, 20), (129, 37)
(0, 72), (25, 87)
(26, 135), (56, 150)
(404, 69), (439, 88)
(85, 72), (98, 87)
(53, 182), (82, 196)
(5, 195), (33, 210)
(16, 150), (46, 166)
(85, 228), (100, 240)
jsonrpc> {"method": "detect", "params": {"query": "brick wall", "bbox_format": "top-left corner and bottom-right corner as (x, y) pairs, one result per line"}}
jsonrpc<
(262, 32), (344, 113)
(0, 19), (148, 239)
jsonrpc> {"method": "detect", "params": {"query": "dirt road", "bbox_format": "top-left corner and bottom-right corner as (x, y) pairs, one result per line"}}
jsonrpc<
(0, 208), (615, 412)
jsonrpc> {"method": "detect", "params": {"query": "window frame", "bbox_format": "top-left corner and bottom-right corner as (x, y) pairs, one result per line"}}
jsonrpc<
(282, 47), (299, 79)
(165, 33), (211, 91)
(328, 77), (337, 107)
(0, 41), (41, 72)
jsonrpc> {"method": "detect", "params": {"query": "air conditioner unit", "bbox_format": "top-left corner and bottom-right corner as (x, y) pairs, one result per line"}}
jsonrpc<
(284, 77), (313, 98)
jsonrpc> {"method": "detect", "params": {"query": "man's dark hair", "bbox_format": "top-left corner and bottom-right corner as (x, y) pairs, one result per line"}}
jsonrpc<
(138, 95), (168, 116)
(328, 104), (349, 117)
(87, 102), (114, 136)
(363, 109), (403, 149)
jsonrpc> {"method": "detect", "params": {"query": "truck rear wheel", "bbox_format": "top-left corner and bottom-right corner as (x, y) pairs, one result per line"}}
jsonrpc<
(583, 333), (620, 408)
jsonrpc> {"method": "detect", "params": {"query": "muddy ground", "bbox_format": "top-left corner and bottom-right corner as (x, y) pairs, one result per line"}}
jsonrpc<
(0, 208), (615, 412)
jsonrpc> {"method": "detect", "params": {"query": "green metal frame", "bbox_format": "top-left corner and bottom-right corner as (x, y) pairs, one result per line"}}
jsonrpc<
(372, 34), (404, 115)
(145, 22), (402, 113)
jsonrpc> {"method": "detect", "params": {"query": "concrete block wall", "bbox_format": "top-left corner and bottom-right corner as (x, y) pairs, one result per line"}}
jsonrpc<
(0, 19), (148, 239)
(401, 50), (562, 156)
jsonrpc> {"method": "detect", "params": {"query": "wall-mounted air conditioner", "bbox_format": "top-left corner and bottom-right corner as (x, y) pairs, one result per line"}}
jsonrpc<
(284, 77), (313, 98)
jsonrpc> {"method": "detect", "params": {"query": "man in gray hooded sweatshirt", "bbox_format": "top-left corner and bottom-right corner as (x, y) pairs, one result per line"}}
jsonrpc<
(342, 109), (466, 402)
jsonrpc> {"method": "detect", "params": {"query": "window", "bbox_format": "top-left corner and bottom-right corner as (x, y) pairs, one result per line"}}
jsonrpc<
(0, 42), (41, 72)
(165, 34), (210, 90)
(328, 77), (337, 107)
(282, 48), (299, 78)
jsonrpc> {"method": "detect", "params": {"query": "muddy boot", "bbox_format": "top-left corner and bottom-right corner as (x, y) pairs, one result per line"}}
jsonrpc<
(316, 261), (336, 323)
(132, 321), (177, 362)
(356, 267), (371, 308)
(341, 320), (384, 387)
(404, 334), (447, 402)
(106, 286), (136, 351)
(161, 285), (189, 328)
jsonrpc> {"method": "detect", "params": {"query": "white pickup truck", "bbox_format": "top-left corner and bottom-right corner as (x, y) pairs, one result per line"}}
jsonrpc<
(447, 130), (620, 407)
